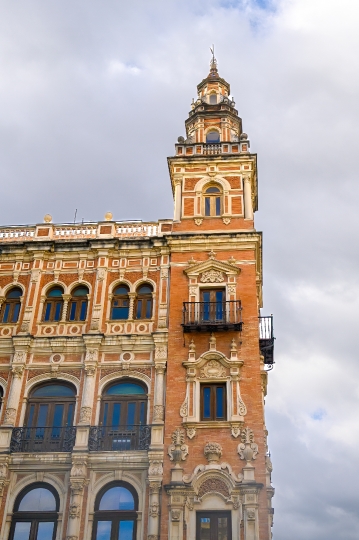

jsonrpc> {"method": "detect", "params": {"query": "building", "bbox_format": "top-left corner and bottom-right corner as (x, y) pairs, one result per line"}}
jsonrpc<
(0, 56), (274, 540)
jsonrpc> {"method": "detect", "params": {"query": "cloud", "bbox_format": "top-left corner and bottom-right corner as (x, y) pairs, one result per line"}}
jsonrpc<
(0, 1), (358, 538)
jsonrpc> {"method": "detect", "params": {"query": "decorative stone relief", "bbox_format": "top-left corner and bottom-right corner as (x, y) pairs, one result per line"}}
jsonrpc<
(171, 509), (181, 522)
(231, 424), (241, 438)
(247, 509), (256, 520)
(189, 286), (197, 296)
(186, 427), (196, 439)
(194, 218), (203, 226)
(238, 395), (247, 416)
(70, 461), (86, 477)
(155, 345), (167, 359)
(227, 284), (236, 295)
(168, 428), (188, 463)
(149, 481), (161, 494)
(13, 351), (26, 363)
(0, 461), (9, 496)
(200, 270), (224, 283)
(198, 477), (229, 499)
(209, 333), (216, 350)
(85, 349), (98, 363)
(148, 461), (163, 476)
(153, 405), (165, 421)
(238, 427), (258, 461)
(222, 217), (231, 225)
(66, 536), (78, 540)
(200, 360), (226, 379)
(3, 408), (16, 425)
(11, 365), (24, 378)
(97, 268), (106, 281)
(85, 365), (96, 377)
(179, 397), (188, 418)
(69, 503), (80, 519)
(79, 407), (92, 424)
(149, 502), (160, 517)
(204, 442), (222, 463)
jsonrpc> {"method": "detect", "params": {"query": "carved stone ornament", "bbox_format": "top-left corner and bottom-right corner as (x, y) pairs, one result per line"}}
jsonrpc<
(148, 460), (163, 476)
(171, 509), (181, 522)
(186, 427), (196, 439)
(85, 349), (98, 363)
(227, 284), (236, 295)
(79, 407), (92, 424)
(97, 268), (106, 281)
(155, 345), (167, 359)
(198, 477), (229, 499)
(149, 481), (161, 494)
(200, 360), (226, 379)
(20, 322), (30, 333)
(85, 365), (96, 377)
(204, 442), (222, 463)
(13, 351), (26, 363)
(66, 536), (78, 540)
(69, 503), (80, 519)
(147, 536), (159, 540)
(247, 509), (256, 521)
(153, 405), (165, 421)
(149, 502), (160, 517)
(179, 397), (188, 418)
(194, 218), (203, 226)
(238, 427), (258, 461)
(70, 461), (86, 477)
(200, 270), (224, 283)
(168, 428), (189, 464)
(0, 462), (8, 479)
(189, 286), (197, 296)
(70, 479), (87, 495)
(3, 408), (16, 425)
(222, 217), (231, 225)
(238, 395), (247, 416)
(231, 425), (241, 438)
(12, 365), (24, 378)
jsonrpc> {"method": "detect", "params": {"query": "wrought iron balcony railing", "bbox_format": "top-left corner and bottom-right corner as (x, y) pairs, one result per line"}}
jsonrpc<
(10, 426), (76, 453)
(88, 425), (151, 452)
(182, 301), (242, 332)
(259, 315), (275, 365)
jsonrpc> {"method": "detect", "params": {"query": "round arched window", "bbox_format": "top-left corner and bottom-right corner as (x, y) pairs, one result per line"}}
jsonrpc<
(68, 286), (89, 321)
(9, 483), (59, 540)
(43, 286), (64, 322)
(206, 130), (220, 143)
(1, 287), (22, 323)
(92, 482), (138, 540)
(111, 285), (130, 320)
(135, 284), (153, 319)
(204, 185), (222, 216)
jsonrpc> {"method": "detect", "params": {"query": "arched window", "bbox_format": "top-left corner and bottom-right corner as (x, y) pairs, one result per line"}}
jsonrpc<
(111, 285), (130, 320)
(206, 130), (220, 143)
(9, 483), (59, 540)
(204, 186), (222, 216)
(135, 284), (153, 320)
(209, 93), (217, 104)
(23, 382), (76, 452)
(92, 482), (138, 540)
(1, 287), (22, 323)
(101, 380), (147, 428)
(68, 286), (89, 321)
(43, 286), (64, 322)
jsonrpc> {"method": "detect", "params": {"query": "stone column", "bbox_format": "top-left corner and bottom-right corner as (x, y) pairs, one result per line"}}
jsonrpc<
(66, 458), (88, 540)
(147, 479), (161, 540)
(173, 178), (182, 222)
(3, 363), (25, 426)
(61, 294), (71, 322)
(128, 292), (136, 320)
(153, 363), (166, 423)
(78, 364), (96, 425)
(243, 176), (253, 220)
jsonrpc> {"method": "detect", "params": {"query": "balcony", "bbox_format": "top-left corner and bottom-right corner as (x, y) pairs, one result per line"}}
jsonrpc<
(259, 315), (275, 365)
(10, 426), (76, 453)
(88, 425), (151, 452)
(182, 301), (242, 332)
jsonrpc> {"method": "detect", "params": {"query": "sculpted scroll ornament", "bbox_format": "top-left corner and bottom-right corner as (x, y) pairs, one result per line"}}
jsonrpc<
(238, 427), (258, 462)
(179, 397), (188, 418)
(200, 270), (224, 283)
(200, 360), (226, 379)
(168, 428), (188, 463)
(238, 395), (247, 416)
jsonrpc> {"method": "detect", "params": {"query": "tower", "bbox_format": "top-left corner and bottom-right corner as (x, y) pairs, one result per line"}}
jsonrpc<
(0, 56), (274, 540)
(163, 55), (275, 540)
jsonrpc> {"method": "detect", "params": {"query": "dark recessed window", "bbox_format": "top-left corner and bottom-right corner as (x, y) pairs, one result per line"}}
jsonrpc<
(206, 130), (220, 143)
(43, 287), (64, 322)
(111, 285), (130, 320)
(204, 186), (222, 216)
(196, 511), (232, 540)
(209, 94), (217, 104)
(135, 284), (153, 320)
(68, 286), (89, 322)
(92, 482), (138, 540)
(1, 287), (22, 324)
(101, 380), (147, 428)
(9, 483), (59, 540)
(201, 383), (226, 421)
(200, 288), (225, 321)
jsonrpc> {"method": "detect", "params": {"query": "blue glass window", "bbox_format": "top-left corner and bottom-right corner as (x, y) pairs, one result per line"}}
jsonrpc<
(18, 488), (56, 512)
(1, 287), (22, 324)
(206, 131), (220, 143)
(201, 384), (226, 421)
(105, 383), (145, 396)
(32, 384), (75, 398)
(68, 286), (89, 322)
(203, 387), (211, 419)
(135, 284), (153, 320)
(111, 285), (130, 320)
(99, 486), (135, 511)
(47, 287), (63, 297)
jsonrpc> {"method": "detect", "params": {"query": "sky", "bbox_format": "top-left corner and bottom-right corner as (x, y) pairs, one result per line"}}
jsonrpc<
(1, 0), (359, 538)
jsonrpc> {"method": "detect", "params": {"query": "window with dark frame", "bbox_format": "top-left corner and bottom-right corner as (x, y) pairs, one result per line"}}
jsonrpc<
(200, 383), (226, 421)
(43, 286), (64, 322)
(1, 287), (22, 324)
(204, 186), (222, 217)
(206, 130), (220, 143)
(111, 285), (130, 320)
(200, 288), (225, 322)
(92, 482), (138, 540)
(135, 284), (153, 320)
(8, 483), (59, 540)
(68, 286), (89, 322)
(196, 511), (232, 540)
(100, 380), (147, 428)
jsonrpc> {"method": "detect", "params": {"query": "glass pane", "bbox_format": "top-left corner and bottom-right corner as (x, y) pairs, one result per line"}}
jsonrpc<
(118, 520), (134, 540)
(200, 517), (211, 540)
(54, 302), (62, 321)
(112, 403), (121, 427)
(2, 303), (10, 323)
(47, 288), (63, 297)
(69, 302), (77, 321)
(205, 197), (210, 216)
(106, 383), (145, 396)
(136, 300), (142, 319)
(44, 303), (51, 321)
(139, 402), (145, 425)
(218, 517), (228, 540)
(209, 94), (217, 104)
(126, 403), (135, 427)
(137, 286), (152, 294)
(80, 301), (87, 321)
(67, 403), (74, 426)
(145, 299), (152, 318)
(32, 384), (75, 397)
(215, 196), (221, 215)
(37, 522), (54, 540)
(12, 303), (21, 323)
(205, 187), (220, 193)
(216, 386), (225, 419)
(103, 403), (108, 426)
(19, 488), (56, 511)
(99, 486), (135, 511)
(203, 387), (211, 419)
(13, 522), (31, 540)
(72, 287), (89, 296)
(27, 404), (35, 428)
(7, 288), (22, 298)
(52, 404), (64, 437)
(111, 306), (129, 320)
(114, 286), (129, 295)
(95, 521), (112, 540)
(37, 405), (48, 427)
(206, 131), (220, 143)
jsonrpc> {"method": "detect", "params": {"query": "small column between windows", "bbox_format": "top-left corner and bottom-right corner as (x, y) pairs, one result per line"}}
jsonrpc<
(243, 176), (253, 219)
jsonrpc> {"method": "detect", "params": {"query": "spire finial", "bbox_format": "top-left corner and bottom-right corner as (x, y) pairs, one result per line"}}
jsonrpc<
(209, 44), (218, 76)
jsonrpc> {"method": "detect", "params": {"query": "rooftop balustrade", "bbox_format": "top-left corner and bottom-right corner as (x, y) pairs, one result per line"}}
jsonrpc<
(175, 140), (249, 157)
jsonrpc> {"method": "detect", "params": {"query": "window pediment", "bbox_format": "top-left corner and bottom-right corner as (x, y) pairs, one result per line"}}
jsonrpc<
(184, 258), (240, 280)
